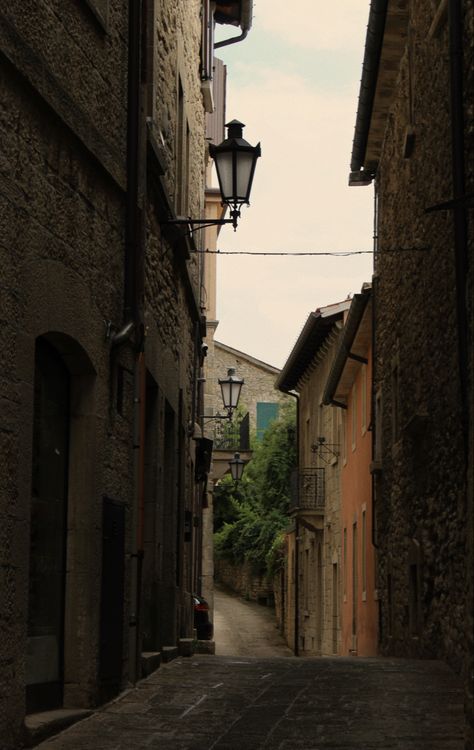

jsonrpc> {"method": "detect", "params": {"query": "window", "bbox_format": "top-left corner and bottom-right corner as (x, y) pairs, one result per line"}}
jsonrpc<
(409, 564), (419, 635)
(361, 508), (367, 600)
(343, 528), (347, 601)
(361, 365), (367, 435)
(342, 410), (347, 464)
(201, 0), (215, 83)
(375, 388), (383, 461)
(391, 359), (400, 442)
(332, 564), (338, 654)
(387, 572), (393, 637)
(176, 76), (190, 215)
(409, 539), (422, 637)
(256, 402), (279, 442)
(304, 549), (309, 610)
(351, 383), (357, 451)
(206, 58), (226, 145)
(352, 522), (358, 636)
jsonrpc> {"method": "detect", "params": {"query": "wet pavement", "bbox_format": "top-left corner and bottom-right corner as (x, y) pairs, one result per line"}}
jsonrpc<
(33, 590), (464, 749)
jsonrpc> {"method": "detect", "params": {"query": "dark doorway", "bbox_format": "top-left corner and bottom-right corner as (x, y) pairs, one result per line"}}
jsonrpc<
(27, 338), (70, 713)
(99, 497), (125, 703)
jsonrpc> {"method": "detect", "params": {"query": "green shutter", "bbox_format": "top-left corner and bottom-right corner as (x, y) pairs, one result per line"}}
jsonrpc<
(256, 402), (279, 441)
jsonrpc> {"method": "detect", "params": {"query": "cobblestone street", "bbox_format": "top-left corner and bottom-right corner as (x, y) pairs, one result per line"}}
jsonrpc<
(34, 654), (464, 750)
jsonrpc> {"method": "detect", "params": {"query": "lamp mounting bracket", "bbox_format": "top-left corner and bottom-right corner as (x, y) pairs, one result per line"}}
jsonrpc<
(311, 437), (340, 463)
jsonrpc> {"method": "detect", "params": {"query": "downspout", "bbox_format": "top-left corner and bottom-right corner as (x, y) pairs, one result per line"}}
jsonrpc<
(448, 0), (469, 464)
(371, 185), (379, 552)
(214, 28), (248, 48)
(125, 0), (146, 687)
(284, 390), (300, 656)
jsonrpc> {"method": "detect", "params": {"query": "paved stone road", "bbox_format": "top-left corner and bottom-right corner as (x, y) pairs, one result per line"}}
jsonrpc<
(35, 655), (463, 750)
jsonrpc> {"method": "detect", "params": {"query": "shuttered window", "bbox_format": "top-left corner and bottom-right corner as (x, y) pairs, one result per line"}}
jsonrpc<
(256, 402), (279, 441)
(201, 0), (215, 82)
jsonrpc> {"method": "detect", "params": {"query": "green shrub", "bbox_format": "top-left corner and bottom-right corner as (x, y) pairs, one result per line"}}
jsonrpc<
(213, 404), (296, 578)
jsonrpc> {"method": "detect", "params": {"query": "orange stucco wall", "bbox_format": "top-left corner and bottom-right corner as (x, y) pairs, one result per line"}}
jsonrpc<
(341, 353), (378, 656)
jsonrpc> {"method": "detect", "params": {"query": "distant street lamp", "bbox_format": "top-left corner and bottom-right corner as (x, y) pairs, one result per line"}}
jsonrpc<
(218, 368), (244, 415)
(201, 368), (244, 422)
(229, 452), (245, 481)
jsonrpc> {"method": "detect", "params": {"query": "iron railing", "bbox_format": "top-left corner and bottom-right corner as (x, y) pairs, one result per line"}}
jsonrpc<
(211, 412), (250, 451)
(290, 467), (325, 512)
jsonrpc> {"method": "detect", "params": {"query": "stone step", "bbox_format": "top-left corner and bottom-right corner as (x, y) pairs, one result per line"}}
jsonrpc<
(141, 651), (162, 677)
(24, 708), (92, 747)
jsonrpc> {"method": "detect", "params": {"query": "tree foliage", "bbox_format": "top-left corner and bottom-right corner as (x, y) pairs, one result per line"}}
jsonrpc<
(213, 403), (296, 577)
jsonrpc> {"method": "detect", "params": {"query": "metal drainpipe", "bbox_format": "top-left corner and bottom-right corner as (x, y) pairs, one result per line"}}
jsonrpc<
(448, 0), (469, 465)
(284, 390), (300, 656)
(371, 185), (379, 551)
(126, 0), (146, 687)
(214, 28), (248, 49)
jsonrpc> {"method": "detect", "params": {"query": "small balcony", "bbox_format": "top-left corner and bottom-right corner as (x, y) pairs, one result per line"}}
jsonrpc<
(211, 412), (250, 451)
(290, 468), (325, 513)
(209, 412), (251, 482)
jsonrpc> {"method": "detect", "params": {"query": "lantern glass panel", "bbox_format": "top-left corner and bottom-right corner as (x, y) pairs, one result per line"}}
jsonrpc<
(235, 151), (255, 202)
(219, 379), (239, 410)
(215, 151), (234, 202)
(230, 454), (245, 481)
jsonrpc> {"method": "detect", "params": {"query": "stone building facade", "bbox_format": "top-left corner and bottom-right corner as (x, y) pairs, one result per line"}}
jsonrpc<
(350, 0), (473, 744)
(0, 1), (253, 747)
(323, 286), (378, 657)
(276, 300), (350, 656)
(213, 341), (290, 436)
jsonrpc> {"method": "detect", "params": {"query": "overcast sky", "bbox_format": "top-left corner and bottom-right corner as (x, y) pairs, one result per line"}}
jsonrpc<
(213, 1), (374, 370)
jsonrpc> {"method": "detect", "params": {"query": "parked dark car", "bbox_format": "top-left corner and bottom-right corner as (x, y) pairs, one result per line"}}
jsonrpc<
(193, 594), (214, 640)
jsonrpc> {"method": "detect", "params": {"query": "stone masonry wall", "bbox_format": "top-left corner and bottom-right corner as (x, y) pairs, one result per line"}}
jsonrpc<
(215, 559), (274, 604)
(0, 1), (209, 746)
(374, 0), (470, 692)
(0, 1), (130, 745)
(214, 342), (292, 434)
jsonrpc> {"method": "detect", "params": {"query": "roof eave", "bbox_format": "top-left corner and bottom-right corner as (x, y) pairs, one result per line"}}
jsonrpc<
(323, 287), (372, 405)
(349, 0), (409, 184)
(276, 306), (348, 394)
(214, 1), (253, 32)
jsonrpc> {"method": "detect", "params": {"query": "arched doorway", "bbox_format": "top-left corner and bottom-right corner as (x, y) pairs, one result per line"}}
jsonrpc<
(27, 338), (70, 712)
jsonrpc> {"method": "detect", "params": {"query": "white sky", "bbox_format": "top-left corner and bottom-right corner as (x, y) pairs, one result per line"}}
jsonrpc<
(213, 0), (374, 370)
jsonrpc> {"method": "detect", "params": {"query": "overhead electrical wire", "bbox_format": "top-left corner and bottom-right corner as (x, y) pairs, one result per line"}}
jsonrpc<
(197, 247), (430, 256)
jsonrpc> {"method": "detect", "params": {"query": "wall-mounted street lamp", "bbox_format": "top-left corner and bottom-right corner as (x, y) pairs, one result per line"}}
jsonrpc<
(229, 452), (245, 481)
(218, 367), (244, 415)
(166, 120), (261, 232)
(210, 120), (261, 230)
(201, 368), (244, 422)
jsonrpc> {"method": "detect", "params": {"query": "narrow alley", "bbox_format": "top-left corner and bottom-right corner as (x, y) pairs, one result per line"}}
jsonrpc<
(213, 586), (293, 657)
(31, 590), (464, 750)
(1, 2), (472, 750)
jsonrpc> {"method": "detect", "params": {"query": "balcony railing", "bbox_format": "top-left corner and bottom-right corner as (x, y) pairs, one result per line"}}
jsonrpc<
(290, 467), (325, 512)
(211, 412), (250, 451)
